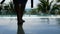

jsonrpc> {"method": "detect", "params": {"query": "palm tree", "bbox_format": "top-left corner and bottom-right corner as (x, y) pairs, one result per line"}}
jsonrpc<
(0, 5), (2, 15)
(37, 0), (50, 14)
(37, 0), (60, 15)
(3, 4), (10, 15)
(9, 1), (16, 15)
(0, 3), (8, 15)
(57, 0), (60, 2)
(50, 4), (60, 14)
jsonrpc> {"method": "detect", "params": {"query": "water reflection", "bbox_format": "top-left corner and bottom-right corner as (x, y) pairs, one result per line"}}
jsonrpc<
(56, 18), (60, 25)
(40, 18), (49, 24)
(17, 24), (25, 34)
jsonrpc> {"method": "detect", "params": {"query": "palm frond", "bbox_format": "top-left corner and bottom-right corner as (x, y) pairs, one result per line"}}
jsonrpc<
(47, 0), (54, 10)
(51, 4), (60, 11)
(57, 0), (60, 2)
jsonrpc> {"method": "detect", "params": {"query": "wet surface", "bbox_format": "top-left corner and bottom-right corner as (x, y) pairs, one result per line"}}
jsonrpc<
(0, 17), (60, 34)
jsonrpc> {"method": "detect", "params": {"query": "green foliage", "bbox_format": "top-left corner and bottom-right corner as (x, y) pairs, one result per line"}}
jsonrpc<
(37, 0), (50, 13)
(0, 5), (2, 15)
(4, 5), (9, 10)
(30, 9), (37, 15)
(57, 0), (60, 2)
(37, 0), (60, 15)
(9, 1), (16, 15)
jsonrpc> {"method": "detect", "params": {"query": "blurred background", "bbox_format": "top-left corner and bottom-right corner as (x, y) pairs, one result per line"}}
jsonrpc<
(0, 0), (60, 16)
(0, 0), (60, 34)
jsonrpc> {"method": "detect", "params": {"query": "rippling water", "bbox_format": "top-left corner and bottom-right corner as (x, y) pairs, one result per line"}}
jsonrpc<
(0, 17), (60, 34)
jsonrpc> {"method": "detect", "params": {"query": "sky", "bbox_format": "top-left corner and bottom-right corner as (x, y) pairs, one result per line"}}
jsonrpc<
(0, 0), (39, 9)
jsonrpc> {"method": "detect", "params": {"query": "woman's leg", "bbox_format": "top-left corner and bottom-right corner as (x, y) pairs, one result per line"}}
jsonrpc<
(17, 1), (27, 23)
(14, 1), (27, 25)
(14, 4), (27, 24)
(19, 4), (26, 20)
(14, 4), (21, 24)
